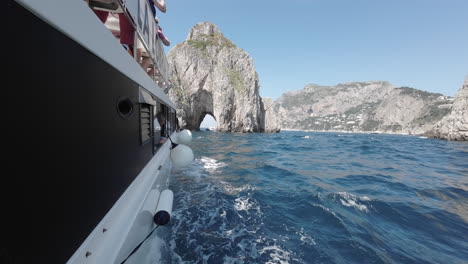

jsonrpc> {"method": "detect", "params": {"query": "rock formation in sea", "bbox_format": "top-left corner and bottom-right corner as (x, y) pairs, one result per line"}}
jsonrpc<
(271, 81), (454, 135)
(262, 97), (281, 133)
(426, 76), (468, 141)
(166, 22), (267, 132)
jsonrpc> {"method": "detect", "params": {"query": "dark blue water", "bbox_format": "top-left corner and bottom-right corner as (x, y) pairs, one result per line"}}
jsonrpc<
(159, 131), (468, 263)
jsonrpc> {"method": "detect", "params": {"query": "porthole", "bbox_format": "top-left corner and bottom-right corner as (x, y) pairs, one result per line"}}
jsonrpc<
(117, 97), (134, 118)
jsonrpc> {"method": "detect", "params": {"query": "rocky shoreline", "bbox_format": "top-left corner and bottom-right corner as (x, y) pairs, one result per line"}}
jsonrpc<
(271, 80), (467, 141)
(281, 128), (420, 136)
(425, 76), (468, 141)
(166, 22), (465, 140)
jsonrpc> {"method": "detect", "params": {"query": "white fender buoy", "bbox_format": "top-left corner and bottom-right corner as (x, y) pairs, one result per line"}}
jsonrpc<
(170, 144), (194, 168)
(177, 129), (192, 146)
(153, 190), (174, 226)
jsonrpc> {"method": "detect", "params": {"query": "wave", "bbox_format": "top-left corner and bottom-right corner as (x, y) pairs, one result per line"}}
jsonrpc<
(157, 131), (468, 264)
(334, 192), (371, 212)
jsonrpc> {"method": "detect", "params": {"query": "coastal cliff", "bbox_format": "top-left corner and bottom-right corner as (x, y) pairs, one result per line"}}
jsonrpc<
(262, 97), (281, 133)
(426, 76), (468, 141)
(165, 22), (463, 137)
(272, 81), (453, 135)
(167, 22), (265, 132)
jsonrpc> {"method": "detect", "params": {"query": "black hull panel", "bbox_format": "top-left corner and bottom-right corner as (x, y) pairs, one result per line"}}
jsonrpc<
(3, 2), (154, 263)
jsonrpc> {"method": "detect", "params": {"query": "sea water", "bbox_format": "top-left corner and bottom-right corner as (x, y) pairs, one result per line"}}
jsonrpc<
(155, 131), (468, 263)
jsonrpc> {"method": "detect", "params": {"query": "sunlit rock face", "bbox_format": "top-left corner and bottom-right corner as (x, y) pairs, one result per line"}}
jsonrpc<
(427, 76), (468, 141)
(271, 81), (454, 135)
(167, 22), (266, 132)
(262, 97), (281, 133)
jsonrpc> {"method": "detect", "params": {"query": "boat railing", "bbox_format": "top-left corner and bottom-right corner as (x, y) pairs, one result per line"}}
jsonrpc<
(154, 34), (170, 85)
(88, 0), (171, 90)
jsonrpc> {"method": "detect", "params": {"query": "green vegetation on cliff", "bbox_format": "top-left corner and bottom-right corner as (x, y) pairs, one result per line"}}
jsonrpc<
(397, 87), (443, 98)
(187, 32), (235, 51)
(227, 70), (245, 92)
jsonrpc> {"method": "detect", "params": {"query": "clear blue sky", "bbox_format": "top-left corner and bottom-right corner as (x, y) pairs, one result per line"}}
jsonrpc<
(160, 0), (467, 101)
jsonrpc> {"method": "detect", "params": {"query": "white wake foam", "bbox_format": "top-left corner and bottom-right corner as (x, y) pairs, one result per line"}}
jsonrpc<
(234, 197), (260, 212)
(199, 156), (227, 172)
(296, 227), (316, 246)
(337, 192), (371, 212)
(220, 181), (255, 195)
(259, 245), (291, 264)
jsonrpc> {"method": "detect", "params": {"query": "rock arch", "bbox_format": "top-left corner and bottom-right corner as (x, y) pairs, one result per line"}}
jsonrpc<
(184, 89), (214, 131)
(167, 22), (266, 132)
(199, 112), (216, 129)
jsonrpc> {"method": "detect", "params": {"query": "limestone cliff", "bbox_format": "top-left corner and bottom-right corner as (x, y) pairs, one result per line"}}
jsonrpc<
(426, 76), (468, 141)
(262, 98), (281, 133)
(272, 81), (453, 134)
(166, 22), (265, 132)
